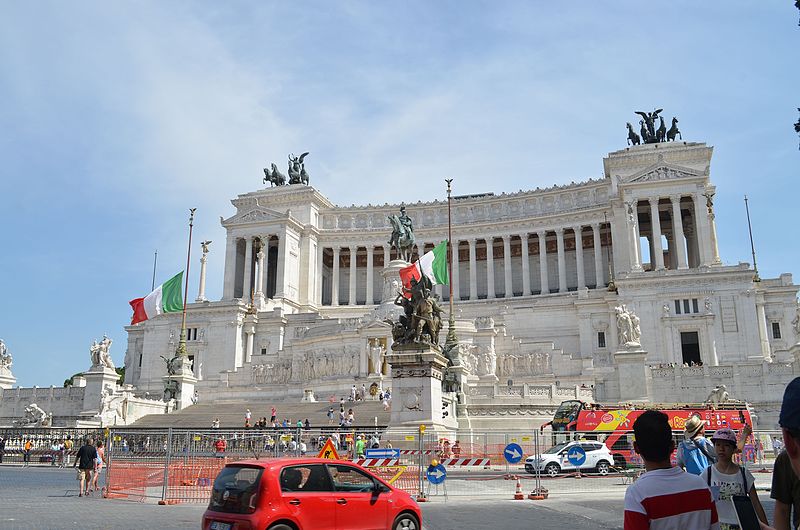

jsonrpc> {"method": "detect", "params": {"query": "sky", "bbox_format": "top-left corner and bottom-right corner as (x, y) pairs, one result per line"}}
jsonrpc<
(0, 1), (797, 388)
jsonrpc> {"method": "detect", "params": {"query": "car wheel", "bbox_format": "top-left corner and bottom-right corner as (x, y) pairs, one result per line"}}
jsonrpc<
(393, 513), (419, 530)
(268, 525), (294, 530)
(544, 463), (560, 477)
(596, 461), (610, 475)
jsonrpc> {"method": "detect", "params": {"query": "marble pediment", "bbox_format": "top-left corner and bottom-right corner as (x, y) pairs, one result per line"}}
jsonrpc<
(223, 207), (288, 226)
(626, 164), (702, 184)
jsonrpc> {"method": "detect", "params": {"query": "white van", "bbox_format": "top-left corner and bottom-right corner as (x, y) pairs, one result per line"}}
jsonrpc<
(524, 440), (614, 476)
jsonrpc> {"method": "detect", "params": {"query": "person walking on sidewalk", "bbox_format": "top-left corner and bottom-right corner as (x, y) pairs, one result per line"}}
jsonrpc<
(73, 438), (97, 497)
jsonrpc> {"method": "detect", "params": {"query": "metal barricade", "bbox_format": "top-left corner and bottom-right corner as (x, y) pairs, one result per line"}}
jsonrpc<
(94, 426), (784, 502)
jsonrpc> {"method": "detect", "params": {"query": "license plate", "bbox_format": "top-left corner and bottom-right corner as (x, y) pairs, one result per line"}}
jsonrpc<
(210, 522), (231, 530)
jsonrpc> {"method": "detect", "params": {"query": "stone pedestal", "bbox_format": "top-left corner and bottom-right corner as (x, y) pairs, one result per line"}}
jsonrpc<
(381, 260), (410, 304)
(446, 363), (472, 431)
(166, 356), (198, 410)
(384, 343), (458, 439)
(0, 371), (16, 390)
(614, 347), (651, 402)
(81, 366), (121, 415)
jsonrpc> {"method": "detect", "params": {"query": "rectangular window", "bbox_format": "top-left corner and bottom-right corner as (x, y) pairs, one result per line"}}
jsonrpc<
(138, 353), (143, 368)
(772, 322), (782, 340)
(597, 332), (606, 348)
(680, 331), (701, 365)
(675, 300), (681, 315)
(683, 299), (690, 314)
(692, 299), (699, 314)
(261, 348), (267, 355)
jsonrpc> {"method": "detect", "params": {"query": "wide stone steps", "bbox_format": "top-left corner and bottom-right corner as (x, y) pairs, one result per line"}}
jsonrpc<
(129, 399), (390, 428)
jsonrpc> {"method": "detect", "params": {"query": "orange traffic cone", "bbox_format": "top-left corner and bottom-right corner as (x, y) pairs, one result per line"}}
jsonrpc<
(514, 476), (524, 500)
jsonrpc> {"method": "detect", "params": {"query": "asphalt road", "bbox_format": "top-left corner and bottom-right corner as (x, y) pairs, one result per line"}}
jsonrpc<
(0, 465), (779, 530)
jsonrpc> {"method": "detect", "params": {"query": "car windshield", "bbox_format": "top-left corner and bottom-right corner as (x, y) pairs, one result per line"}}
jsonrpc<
(543, 443), (569, 454)
(209, 465), (263, 514)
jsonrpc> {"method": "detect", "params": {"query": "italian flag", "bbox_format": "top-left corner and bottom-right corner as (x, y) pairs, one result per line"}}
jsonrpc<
(129, 271), (184, 325)
(398, 241), (449, 298)
(416, 240), (449, 286)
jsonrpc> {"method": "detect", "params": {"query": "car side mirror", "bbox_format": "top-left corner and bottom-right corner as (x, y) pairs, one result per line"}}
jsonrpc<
(374, 482), (390, 493)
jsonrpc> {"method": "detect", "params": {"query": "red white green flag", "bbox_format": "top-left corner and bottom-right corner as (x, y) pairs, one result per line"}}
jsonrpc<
(398, 263), (421, 299)
(129, 271), (183, 324)
(416, 240), (449, 286)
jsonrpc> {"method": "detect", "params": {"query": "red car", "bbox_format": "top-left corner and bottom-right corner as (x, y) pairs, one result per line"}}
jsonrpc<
(202, 458), (421, 530)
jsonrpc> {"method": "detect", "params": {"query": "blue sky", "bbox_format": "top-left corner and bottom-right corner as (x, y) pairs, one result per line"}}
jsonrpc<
(1, 2), (797, 388)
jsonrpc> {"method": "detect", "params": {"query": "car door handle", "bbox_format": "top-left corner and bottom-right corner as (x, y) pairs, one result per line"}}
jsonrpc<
(289, 499), (301, 505)
(336, 498), (347, 505)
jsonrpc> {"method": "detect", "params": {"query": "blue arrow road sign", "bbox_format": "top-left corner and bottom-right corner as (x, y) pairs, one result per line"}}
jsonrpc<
(566, 445), (586, 467)
(365, 448), (401, 459)
(426, 464), (447, 484)
(504, 443), (523, 464)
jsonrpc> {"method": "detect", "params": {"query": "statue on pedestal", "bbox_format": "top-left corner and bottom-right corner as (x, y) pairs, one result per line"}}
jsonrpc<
(0, 339), (12, 374)
(90, 335), (115, 369)
(369, 343), (384, 376)
(387, 206), (415, 262)
(14, 403), (49, 426)
(391, 276), (443, 347)
(287, 152), (310, 185)
(615, 304), (642, 348)
(624, 109), (682, 145)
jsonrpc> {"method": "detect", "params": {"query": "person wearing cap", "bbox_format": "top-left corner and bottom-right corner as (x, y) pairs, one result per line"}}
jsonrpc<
(677, 415), (717, 475)
(771, 377), (800, 530)
(700, 427), (768, 528)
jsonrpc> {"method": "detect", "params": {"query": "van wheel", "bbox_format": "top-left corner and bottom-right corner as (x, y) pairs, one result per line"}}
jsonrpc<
(393, 513), (419, 530)
(596, 461), (610, 475)
(544, 463), (561, 477)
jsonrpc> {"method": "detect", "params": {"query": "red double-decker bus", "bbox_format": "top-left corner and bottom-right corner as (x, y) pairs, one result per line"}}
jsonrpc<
(548, 399), (753, 467)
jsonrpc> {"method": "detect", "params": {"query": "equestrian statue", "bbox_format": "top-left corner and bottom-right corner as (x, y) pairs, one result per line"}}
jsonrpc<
(387, 206), (415, 262)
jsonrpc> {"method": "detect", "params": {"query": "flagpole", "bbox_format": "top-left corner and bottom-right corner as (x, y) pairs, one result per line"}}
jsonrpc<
(151, 250), (158, 291)
(176, 208), (196, 357)
(444, 179), (458, 353)
(744, 195), (760, 282)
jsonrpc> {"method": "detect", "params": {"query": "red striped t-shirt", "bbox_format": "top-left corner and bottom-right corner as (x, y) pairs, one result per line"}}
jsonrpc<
(624, 466), (719, 530)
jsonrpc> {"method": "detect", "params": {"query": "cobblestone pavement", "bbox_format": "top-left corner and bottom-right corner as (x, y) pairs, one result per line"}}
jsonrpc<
(0, 464), (779, 530)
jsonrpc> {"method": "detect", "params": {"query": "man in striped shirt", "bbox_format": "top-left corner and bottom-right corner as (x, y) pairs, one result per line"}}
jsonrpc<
(624, 410), (719, 529)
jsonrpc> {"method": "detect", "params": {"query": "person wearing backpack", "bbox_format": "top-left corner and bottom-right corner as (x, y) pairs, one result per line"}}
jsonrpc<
(677, 415), (717, 475)
(700, 428), (768, 528)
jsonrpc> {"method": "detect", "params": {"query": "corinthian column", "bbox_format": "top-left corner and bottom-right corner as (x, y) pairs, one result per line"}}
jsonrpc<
(253, 242), (265, 306)
(538, 231), (549, 294)
(627, 201), (643, 271)
(574, 226), (585, 289)
(452, 240), (460, 301)
(468, 238), (477, 300)
(486, 237), (495, 299)
(650, 198), (665, 270)
(521, 233), (530, 296)
(556, 228), (567, 293)
(366, 246), (374, 304)
(243, 237), (254, 300)
(503, 235), (512, 298)
(348, 245), (357, 306)
(196, 242), (210, 302)
(592, 223), (604, 288)
(670, 196), (688, 269)
(332, 246), (340, 306)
